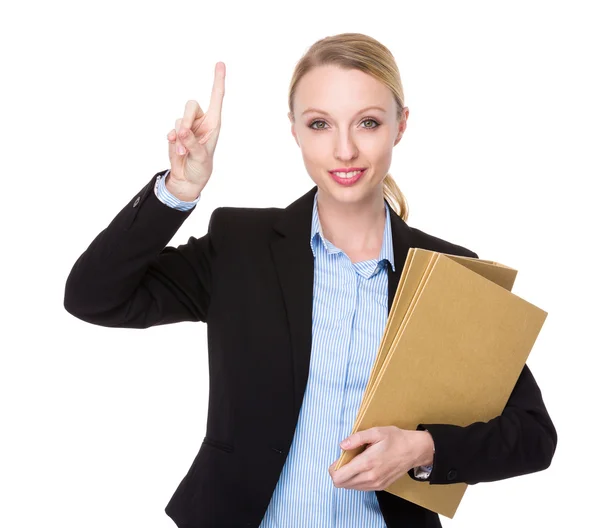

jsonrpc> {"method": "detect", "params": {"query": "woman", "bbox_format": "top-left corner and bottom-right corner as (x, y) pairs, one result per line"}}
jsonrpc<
(64, 33), (557, 528)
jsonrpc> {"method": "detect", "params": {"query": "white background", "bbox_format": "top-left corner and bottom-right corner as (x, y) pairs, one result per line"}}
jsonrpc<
(1, 0), (598, 526)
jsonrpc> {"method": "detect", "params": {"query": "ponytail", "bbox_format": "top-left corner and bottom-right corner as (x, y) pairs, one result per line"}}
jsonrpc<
(383, 173), (409, 222)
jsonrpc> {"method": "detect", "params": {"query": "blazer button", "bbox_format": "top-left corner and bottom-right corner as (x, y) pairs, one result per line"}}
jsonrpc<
(133, 196), (140, 207)
(447, 469), (457, 481)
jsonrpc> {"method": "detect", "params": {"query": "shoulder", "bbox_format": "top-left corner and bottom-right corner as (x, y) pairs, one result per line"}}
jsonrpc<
(207, 205), (282, 240)
(407, 224), (479, 259)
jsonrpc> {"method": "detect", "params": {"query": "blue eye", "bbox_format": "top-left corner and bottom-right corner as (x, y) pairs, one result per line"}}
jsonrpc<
(308, 118), (381, 131)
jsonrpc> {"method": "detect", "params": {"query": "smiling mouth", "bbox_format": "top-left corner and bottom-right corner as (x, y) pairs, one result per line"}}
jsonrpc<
(329, 169), (366, 178)
(328, 169), (366, 185)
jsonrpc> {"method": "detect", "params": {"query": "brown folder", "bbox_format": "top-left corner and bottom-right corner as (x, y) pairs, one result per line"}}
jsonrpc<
(333, 249), (548, 518)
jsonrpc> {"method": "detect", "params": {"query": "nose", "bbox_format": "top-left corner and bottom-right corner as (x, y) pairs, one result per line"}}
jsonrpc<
(334, 131), (359, 161)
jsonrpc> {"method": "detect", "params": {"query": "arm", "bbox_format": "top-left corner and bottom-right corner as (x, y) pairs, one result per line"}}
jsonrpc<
(408, 363), (557, 485)
(64, 170), (220, 328)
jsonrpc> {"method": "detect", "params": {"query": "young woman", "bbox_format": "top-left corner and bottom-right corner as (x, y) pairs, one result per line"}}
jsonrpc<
(64, 33), (557, 528)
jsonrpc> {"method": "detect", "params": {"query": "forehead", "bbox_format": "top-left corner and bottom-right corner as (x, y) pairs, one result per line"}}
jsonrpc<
(295, 65), (393, 113)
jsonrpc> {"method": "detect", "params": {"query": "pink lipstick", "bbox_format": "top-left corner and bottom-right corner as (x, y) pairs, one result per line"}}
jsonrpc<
(328, 168), (366, 186)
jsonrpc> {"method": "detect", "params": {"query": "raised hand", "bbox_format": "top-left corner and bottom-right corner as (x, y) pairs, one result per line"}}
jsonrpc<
(166, 61), (226, 195)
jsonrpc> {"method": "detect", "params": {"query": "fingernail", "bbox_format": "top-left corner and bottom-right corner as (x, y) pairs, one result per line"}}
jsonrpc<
(177, 145), (185, 155)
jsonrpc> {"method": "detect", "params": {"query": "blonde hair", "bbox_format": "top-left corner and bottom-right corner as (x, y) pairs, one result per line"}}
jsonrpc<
(288, 32), (409, 221)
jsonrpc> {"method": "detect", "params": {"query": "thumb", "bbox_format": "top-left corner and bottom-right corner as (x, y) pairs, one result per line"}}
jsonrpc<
(340, 435), (358, 450)
(341, 428), (377, 450)
(177, 126), (210, 160)
(167, 128), (183, 174)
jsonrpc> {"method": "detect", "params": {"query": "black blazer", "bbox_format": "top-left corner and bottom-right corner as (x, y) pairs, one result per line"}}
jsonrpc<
(64, 169), (557, 528)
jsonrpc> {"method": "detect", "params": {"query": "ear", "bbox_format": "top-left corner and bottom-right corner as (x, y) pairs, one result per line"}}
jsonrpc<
(394, 107), (409, 146)
(289, 111), (299, 146)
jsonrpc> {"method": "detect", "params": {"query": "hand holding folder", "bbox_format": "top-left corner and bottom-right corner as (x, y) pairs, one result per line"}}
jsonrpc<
(333, 248), (548, 518)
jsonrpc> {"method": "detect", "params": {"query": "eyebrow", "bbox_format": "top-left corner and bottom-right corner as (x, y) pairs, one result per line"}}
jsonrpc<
(301, 105), (387, 117)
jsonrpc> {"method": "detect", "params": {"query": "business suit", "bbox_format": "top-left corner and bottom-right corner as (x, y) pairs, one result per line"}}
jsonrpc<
(64, 169), (557, 527)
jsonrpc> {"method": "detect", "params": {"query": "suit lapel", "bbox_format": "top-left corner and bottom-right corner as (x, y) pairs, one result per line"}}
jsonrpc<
(269, 187), (317, 422)
(269, 186), (413, 422)
(387, 205), (413, 312)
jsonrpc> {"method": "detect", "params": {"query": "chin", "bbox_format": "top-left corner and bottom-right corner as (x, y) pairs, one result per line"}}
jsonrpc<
(319, 186), (376, 207)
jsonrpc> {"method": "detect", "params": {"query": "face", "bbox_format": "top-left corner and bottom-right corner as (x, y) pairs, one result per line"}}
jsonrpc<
(289, 64), (409, 206)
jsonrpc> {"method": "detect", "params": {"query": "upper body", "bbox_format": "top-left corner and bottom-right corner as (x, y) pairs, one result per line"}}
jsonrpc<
(63, 168), (557, 527)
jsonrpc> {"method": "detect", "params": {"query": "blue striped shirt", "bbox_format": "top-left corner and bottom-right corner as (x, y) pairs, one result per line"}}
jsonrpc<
(155, 170), (432, 526)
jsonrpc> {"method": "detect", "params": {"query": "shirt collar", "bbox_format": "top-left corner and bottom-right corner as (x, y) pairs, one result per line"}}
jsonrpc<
(309, 191), (396, 272)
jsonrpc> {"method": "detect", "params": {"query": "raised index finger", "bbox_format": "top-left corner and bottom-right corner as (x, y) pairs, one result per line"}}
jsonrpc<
(207, 61), (226, 120)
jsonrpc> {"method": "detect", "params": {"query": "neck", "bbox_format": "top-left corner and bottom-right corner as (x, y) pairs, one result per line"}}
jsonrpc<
(316, 188), (387, 254)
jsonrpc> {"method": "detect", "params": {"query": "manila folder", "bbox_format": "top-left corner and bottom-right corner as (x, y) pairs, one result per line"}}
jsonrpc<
(335, 250), (547, 518)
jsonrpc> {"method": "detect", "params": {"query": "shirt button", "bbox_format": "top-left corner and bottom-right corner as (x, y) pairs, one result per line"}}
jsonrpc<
(133, 196), (140, 207)
(447, 469), (458, 481)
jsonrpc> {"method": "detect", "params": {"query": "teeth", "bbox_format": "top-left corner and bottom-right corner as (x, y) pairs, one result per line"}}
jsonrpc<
(332, 170), (364, 178)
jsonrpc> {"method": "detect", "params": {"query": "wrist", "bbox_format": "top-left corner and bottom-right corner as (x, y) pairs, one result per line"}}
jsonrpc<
(413, 430), (435, 467)
(165, 173), (203, 202)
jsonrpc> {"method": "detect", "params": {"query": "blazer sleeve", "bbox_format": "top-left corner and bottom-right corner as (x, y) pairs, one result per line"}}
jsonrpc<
(64, 170), (220, 328)
(407, 358), (557, 485)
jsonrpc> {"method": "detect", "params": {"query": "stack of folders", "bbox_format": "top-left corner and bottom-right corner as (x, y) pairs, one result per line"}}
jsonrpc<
(333, 248), (548, 518)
